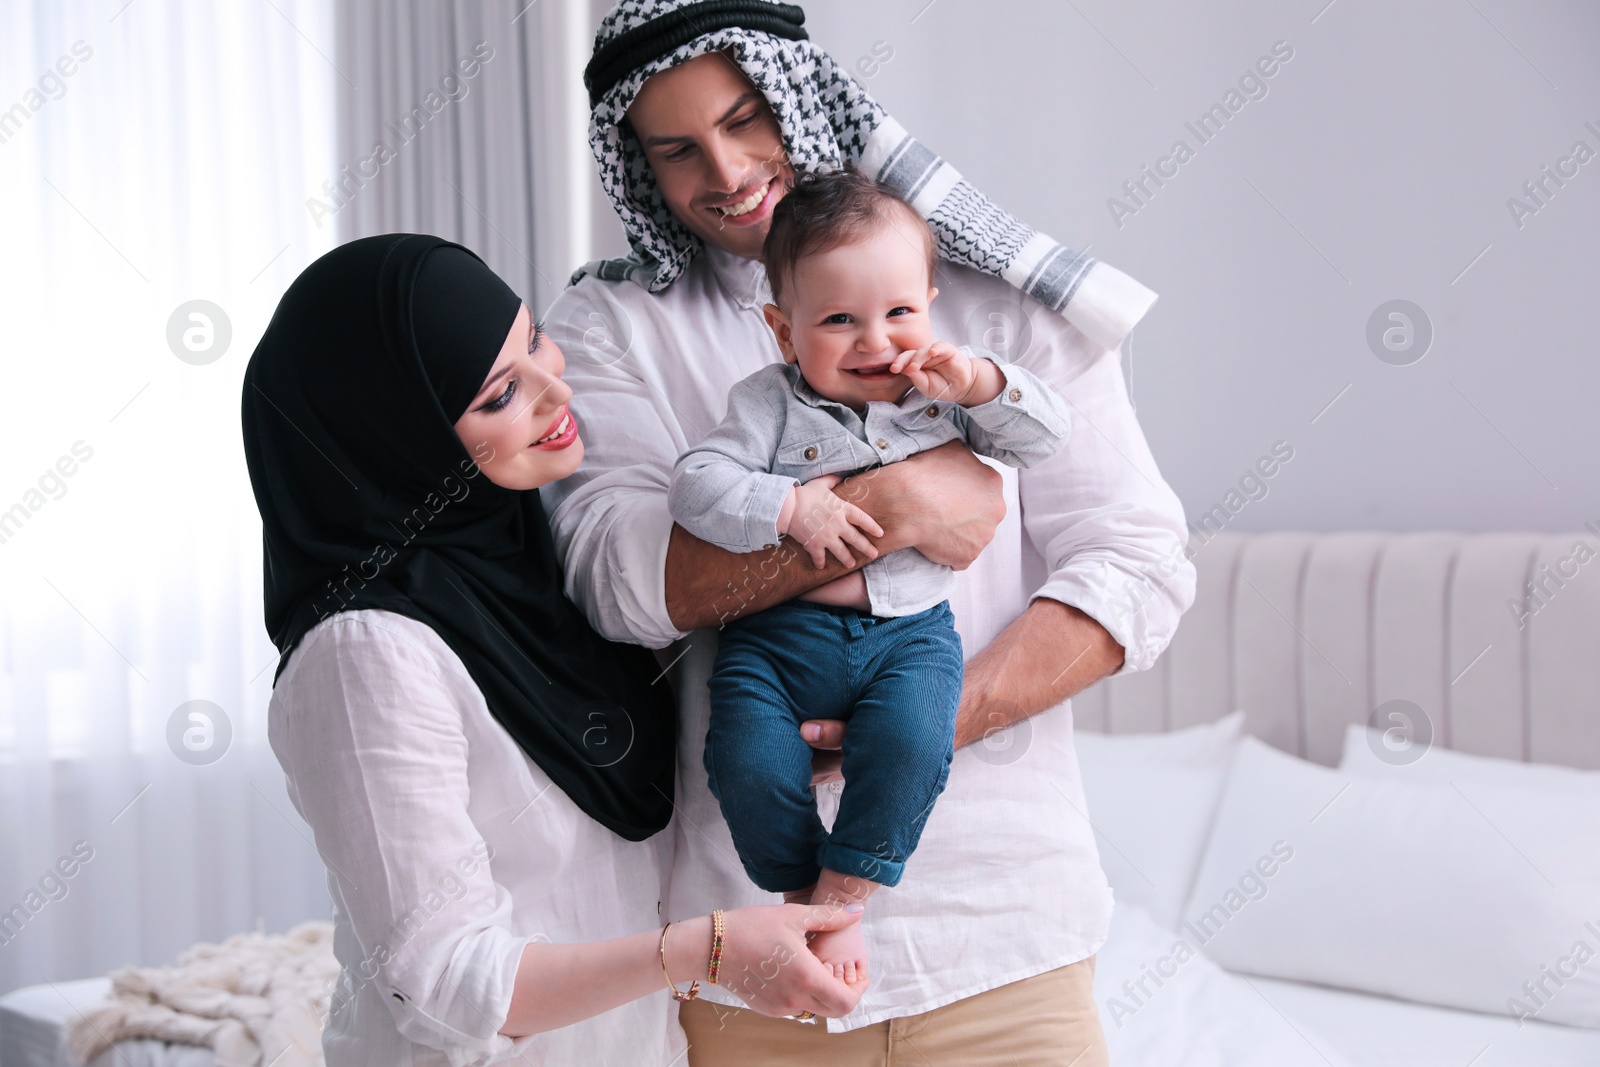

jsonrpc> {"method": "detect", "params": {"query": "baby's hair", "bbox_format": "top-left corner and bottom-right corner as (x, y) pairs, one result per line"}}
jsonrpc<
(763, 166), (936, 309)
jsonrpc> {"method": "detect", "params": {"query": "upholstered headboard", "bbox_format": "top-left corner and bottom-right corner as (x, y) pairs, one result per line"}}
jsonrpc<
(1072, 532), (1600, 770)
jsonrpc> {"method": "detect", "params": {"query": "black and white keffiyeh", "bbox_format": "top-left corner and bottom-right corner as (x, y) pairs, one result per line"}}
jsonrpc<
(575, 0), (1158, 352)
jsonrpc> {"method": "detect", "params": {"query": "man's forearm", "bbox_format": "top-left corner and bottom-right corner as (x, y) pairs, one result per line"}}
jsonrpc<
(954, 597), (1125, 749)
(663, 523), (859, 630)
(664, 462), (923, 631)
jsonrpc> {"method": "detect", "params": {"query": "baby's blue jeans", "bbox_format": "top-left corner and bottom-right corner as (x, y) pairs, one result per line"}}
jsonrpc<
(704, 599), (963, 892)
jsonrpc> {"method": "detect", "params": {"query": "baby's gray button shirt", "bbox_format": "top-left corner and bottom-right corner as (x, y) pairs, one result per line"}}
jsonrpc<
(667, 348), (1072, 617)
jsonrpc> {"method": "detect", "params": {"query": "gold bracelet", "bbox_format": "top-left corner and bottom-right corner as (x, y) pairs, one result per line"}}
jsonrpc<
(658, 922), (700, 1002)
(707, 909), (726, 985)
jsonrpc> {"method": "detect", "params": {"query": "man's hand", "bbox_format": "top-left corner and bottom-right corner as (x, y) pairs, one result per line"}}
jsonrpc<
(803, 720), (845, 785)
(785, 474), (883, 569)
(663, 441), (1003, 631)
(842, 440), (1004, 571)
(800, 600), (1125, 768)
(890, 342), (1003, 407)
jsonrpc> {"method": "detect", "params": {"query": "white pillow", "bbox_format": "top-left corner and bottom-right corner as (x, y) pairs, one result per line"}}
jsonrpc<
(1077, 710), (1246, 768)
(1076, 712), (1244, 932)
(1341, 723), (1600, 797)
(1179, 736), (1600, 1027)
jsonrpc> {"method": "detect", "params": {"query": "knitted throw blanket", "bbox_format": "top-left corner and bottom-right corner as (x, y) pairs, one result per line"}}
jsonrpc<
(65, 921), (338, 1067)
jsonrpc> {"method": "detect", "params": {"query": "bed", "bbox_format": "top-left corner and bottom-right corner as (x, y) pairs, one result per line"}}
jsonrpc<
(1076, 530), (1600, 1066)
(1097, 901), (1600, 1066)
(5, 531), (1598, 1066)
(0, 978), (213, 1067)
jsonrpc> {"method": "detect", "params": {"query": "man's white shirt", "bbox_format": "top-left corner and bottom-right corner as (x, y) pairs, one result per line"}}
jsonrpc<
(542, 243), (1195, 1032)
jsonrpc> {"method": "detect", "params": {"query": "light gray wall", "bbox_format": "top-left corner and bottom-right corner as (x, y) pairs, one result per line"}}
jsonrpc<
(583, 0), (1598, 535)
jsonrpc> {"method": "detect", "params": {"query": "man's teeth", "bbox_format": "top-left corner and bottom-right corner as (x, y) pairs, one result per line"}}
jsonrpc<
(717, 181), (769, 217)
(537, 413), (570, 443)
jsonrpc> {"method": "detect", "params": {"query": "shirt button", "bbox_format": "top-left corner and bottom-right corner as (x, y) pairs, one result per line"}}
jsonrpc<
(803, 445), (818, 460)
(1008, 387), (1023, 402)
(925, 404), (939, 417)
(874, 438), (889, 450)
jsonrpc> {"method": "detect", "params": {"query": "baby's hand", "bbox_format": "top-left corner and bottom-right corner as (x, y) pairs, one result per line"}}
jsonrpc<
(890, 342), (1002, 407)
(785, 474), (884, 569)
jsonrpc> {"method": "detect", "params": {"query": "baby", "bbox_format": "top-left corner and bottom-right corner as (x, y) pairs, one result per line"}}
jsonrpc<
(667, 167), (1073, 987)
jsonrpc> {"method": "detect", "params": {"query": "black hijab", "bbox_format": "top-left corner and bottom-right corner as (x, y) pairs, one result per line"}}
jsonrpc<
(241, 233), (675, 841)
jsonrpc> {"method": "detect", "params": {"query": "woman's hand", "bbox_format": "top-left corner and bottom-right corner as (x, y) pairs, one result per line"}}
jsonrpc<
(718, 902), (868, 1017)
(501, 899), (865, 1036)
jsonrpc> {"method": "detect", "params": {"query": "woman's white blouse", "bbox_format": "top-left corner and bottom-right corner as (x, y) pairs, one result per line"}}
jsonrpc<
(267, 609), (684, 1066)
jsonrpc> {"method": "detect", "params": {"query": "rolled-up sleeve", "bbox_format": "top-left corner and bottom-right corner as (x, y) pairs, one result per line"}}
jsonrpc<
(269, 616), (531, 1066)
(539, 281), (688, 649)
(1013, 308), (1196, 677)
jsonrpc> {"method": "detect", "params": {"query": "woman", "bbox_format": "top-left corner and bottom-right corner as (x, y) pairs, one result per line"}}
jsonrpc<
(241, 233), (862, 1066)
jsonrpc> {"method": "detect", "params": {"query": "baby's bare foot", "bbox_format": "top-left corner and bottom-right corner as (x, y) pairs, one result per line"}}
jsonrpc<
(806, 867), (877, 988)
(808, 915), (869, 987)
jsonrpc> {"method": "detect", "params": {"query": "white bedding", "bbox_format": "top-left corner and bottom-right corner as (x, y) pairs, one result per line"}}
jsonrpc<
(1097, 899), (1600, 1067)
(1096, 898), (1359, 1066)
(1249, 974), (1600, 1067)
(0, 978), (213, 1067)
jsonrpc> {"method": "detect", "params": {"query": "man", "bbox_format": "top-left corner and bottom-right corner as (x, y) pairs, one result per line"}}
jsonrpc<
(543, 2), (1195, 1062)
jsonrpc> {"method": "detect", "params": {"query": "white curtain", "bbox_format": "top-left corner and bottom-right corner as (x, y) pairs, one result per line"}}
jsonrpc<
(0, 0), (341, 995)
(332, 0), (595, 313)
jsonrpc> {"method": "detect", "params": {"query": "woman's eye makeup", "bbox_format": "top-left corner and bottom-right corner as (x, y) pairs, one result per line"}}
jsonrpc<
(483, 378), (517, 414)
(479, 318), (545, 415)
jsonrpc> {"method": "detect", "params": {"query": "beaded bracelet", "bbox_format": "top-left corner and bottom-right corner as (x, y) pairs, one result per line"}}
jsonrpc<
(658, 922), (700, 1002)
(707, 909), (726, 984)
